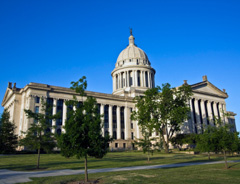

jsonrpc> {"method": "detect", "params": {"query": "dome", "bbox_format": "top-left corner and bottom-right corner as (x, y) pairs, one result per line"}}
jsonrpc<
(115, 35), (151, 68)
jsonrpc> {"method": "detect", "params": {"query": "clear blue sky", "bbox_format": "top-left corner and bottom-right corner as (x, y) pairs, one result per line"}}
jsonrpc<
(0, 0), (239, 131)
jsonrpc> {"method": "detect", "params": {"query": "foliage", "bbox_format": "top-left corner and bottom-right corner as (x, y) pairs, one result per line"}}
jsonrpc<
(19, 98), (58, 169)
(170, 133), (197, 150)
(58, 76), (112, 183)
(0, 110), (18, 154)
(196, 117), (240, 168)
(132, 83), (192, 153)
(134, 130), (161, 162)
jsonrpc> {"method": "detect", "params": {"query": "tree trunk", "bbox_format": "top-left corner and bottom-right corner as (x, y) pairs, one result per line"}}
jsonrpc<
(161, 134), (169, 153)
(223, 150), (229, 169)
(147, 151), (150, 162)
(84, 155), (88, 183)
(208, 152), (210, 160)
(37, 148), (40, 169)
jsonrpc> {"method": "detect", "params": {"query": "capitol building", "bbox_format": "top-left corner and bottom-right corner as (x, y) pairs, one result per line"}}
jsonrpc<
(1, 32), (237, 150)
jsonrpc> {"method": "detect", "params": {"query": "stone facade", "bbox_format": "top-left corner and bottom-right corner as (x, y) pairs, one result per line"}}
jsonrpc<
(1, 33), (237, 150)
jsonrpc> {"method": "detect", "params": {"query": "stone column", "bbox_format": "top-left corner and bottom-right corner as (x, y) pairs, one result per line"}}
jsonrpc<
(134, 70), (138, 87)
(119, 73), (122, 88)
(213, 102), (218, 121)
(207, 101), (214, 126)
(108, 105), (113, 137)
(62, 100), (67, 133)
(189, 99), (196, 133)
(126, 71), (129, 87)
(200, 99), (208, 128)
(149, 72), (152, 88)
(223, 103), (228, 124)
(124, 107), (130, 140)
(148, 71), (150, 88)
(219, 103), (224, 121)
(113, 75), (116, 91)
(143, 71), (146, 87)
(194, 99), (202, 134)
(117, 106), (121, 139)
(52, 98), (57, 134)
(100, 104), (105, 136)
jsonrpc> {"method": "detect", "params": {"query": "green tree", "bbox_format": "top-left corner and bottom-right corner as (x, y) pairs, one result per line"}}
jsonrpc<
(19, 98), (58, 169)
(0, 110), (18, 154)
(58, 77), (111, 183)
(196, 126), (217, 160)
(132, 83), (192, 153)
(196, 117), (239, 168)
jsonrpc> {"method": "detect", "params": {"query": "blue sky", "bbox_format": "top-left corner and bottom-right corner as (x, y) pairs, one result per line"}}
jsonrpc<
(0, 0), (239, 131)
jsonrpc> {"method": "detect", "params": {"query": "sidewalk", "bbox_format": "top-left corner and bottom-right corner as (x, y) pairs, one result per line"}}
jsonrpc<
(0, 160), (239, 184)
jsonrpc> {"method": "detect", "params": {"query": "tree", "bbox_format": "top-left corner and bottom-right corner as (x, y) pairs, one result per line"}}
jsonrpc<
(19, 98), (58, 169)
(170, 133), (197, 151)
(132, 83), (192, 153)
(196, 125), (217, 160)
(58, 77), (112, 183)
(0, 110), (18, 154)
(134, 128), (161, 162)
(196, 117), (240, 168)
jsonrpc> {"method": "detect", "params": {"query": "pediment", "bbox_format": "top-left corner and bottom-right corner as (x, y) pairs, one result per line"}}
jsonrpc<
(191, 81), (228, 98)
(1, 88), (12, 106)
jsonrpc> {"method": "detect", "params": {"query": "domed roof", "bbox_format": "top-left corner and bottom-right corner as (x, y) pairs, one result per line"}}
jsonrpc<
(115, 33), (151, 67)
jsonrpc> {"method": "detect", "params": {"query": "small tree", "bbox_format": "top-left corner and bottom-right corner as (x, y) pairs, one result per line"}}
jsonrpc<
(19, 98), (58, 169)
(132, 83), (192, 153)
(134, 128), (160, 162)
(58, 77), (111, 183)
(0, 110), (18, 154)
(196, 126), (216, 160)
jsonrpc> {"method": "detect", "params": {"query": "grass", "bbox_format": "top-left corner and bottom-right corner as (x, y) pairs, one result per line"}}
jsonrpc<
(1, 151), (239, 183)
(1, 151), (239, 171)
(20, 162), (240, 184)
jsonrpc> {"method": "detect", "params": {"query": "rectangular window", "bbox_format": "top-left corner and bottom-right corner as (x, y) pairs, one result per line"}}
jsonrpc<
(35, 97), (40, 103)
(131, 123), (133, 129)
(123, 143), (126, 148)
(131, 132), (134, 140)
(104, 105), (109, 128)
(115, 143), (118, 148)
(56, 99), (63, 126)
(35, 106), (39, 113)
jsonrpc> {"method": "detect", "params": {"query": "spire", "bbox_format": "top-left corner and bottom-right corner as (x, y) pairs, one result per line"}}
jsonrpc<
(129, 28), (135, 45)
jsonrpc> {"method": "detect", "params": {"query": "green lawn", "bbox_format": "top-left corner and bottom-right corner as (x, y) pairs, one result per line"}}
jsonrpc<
(1, 151), (240, 184)
(21, 162), (240, 184)
(0, 151), (239, 171)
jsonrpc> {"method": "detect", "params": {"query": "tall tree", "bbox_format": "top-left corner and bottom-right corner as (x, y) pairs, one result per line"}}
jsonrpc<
(19, 98), (58, 169)
(58, 76), (111, 183)
(0, 110), (18, 154)
(132, 83), (192, 153)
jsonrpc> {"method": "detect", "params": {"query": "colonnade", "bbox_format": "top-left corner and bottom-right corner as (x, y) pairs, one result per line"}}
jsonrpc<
(189, 98), (227, 134)
(113, 69), (155, 91)
(32, 97), (138, 141)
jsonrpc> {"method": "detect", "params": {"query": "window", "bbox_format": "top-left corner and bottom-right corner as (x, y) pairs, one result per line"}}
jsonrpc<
(131, 123), (133, 129)
(113, 131), (117, 139)
(57, 129), (61, 135)
(120, 107), (124, 129)
(56, 99), (63, 126)
(115, 143), (118, 148)
(35, 106), (39, 113)
(104, 105), (109, 128)
(131, 132), (134, 140)
(121, 131), (125, 139)
(35, 97), (40, 103)
(137, 71), (141, 86)
(113, 106), (117, 128)
(123, 143), (126, 148)
(145, 72), (149, 87)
